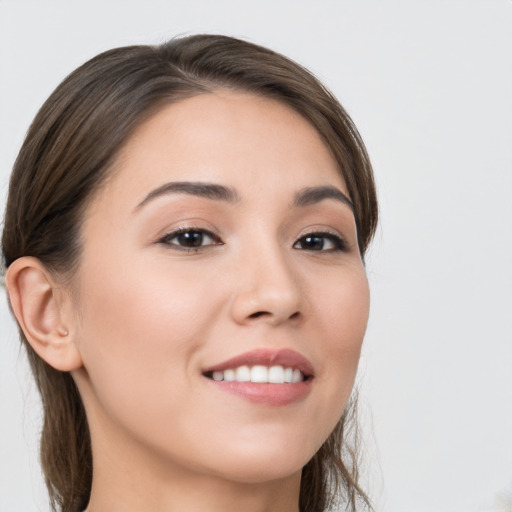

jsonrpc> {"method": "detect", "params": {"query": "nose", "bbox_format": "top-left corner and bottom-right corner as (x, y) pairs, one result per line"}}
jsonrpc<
(229, 243), (303, 326)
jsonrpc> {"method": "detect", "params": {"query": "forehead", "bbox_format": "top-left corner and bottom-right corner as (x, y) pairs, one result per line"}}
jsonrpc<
(93, 90), (347, 212)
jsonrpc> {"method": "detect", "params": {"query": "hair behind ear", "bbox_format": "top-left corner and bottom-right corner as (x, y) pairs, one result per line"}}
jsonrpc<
(5, 257), (92, 510)
(29, 349), (92, 512)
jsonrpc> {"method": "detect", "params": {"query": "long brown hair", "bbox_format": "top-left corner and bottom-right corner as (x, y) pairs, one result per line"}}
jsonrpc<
(2, 34), (377, 512)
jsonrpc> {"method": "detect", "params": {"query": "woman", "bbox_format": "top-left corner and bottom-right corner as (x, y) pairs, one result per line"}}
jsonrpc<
(2, 34), (377, 512)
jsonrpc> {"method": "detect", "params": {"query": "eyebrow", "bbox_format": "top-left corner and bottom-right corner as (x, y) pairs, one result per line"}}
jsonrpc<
(135, 181), (354, 213)
(135, 181), (241, 210)
(293, 186), (354, 212)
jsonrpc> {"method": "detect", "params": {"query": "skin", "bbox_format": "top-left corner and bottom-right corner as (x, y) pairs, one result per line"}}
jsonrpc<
(59, 91), (370, 512)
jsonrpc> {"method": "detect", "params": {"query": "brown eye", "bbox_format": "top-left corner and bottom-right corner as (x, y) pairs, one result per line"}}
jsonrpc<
(175, 231), (207, 247)
(159, 229), (221, 250)
(293, 232), (346, 252)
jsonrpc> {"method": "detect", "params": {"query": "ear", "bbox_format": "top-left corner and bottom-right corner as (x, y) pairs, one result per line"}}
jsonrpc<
(5, 256), (83, 372)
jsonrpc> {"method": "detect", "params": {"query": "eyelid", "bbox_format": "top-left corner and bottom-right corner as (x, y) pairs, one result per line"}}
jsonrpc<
(154, 219), (220, 241)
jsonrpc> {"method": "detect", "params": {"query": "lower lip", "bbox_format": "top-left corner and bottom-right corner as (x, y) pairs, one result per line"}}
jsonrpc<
(205, 379), (312, 406)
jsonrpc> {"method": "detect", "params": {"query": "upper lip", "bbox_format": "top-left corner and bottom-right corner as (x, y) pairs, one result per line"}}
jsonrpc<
(202, 348), (315, 378)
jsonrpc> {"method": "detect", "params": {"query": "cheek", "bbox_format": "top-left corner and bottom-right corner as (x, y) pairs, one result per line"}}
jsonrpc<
(327, 271), (370, 358)
(74, 257), (225, 410)
(80, 255), (216, 342)
(308, 267), (369, 417)
(312, 262), (370, 352)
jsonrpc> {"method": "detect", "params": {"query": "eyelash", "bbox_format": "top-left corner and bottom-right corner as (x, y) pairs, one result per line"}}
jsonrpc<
(158, 228), (347, 253)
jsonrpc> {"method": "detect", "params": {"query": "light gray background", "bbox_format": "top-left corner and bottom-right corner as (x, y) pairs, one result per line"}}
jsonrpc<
(1, 1), (511, 511)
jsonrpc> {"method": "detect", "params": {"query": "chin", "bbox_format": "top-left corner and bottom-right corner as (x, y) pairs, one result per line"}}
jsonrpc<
(210, 457), (305, 485)
(198, 431), (319, 484)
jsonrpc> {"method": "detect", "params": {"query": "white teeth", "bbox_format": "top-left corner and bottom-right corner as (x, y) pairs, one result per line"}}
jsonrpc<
(250, 365), (268, 382)
(209, 365), (305, 384)
(291, 369), (302, 383)
(268, 365), (285, 383)
(235, 365), (251, 382)
(224, 369), (236, 381)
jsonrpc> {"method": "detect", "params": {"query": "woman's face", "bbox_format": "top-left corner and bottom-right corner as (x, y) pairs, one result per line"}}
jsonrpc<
(71, 90), (370, 485)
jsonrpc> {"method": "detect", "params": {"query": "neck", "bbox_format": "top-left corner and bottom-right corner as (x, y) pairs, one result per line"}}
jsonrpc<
(85, 459), (301, 512)
(83, 412), (302, 512)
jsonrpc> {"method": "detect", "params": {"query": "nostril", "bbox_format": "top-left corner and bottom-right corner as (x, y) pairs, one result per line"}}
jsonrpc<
(249, 311), (270, 319)
(248, 311), (301, 321)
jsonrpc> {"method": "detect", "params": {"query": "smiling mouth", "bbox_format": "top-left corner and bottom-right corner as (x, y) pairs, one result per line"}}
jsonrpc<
(201, 348), (314, 384)
(201, 348), (314, 406)
(203, 365), (307, 384)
